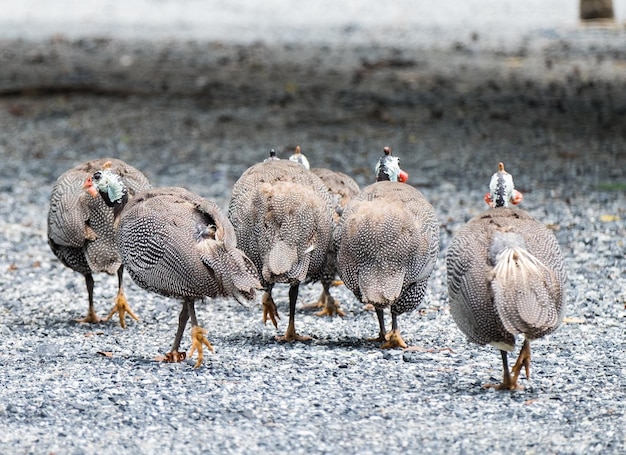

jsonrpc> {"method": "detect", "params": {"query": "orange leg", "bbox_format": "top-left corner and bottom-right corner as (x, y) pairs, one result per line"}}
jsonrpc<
(188, 326), (214, 369)
(484, 344), (528, 391)
(302, 281), (345, 317)
(511, 339), (531, 385)
(380, 313), (407, 349)
(262, 290), (280, 329)
(103, 266), (139, 328)
(315, 281), (345, 317)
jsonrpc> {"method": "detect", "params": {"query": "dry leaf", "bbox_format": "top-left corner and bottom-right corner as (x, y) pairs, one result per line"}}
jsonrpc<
(563, 317), (586, 324)
(600, 214), (620, 222)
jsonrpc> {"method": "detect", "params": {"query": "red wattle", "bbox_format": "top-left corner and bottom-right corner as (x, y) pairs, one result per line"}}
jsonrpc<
(484, 192), (493, 206)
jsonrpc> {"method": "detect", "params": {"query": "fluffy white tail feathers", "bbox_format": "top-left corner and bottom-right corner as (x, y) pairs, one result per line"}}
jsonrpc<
(490, 230), (561, 338)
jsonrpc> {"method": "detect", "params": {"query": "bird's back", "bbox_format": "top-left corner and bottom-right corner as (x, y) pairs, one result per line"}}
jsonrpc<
(310, 167), (360, 281)
(336, 181), (439, 309)
(47, 158), (150, 275)
(119, 187), (259, 302)
(229, 160), (334, 287)
(311, 168), (360, 222)
(446, 207), (566, 348)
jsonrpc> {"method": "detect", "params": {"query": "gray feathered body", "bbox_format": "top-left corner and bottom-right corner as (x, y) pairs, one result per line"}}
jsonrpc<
(311, 168), (361, 223)
(228, 160), (334, 289)
(48, 158), (150, 278)
(335, 181), (440, 314)
(446, 207), (567, 350)
(311, 168), (360, 283)
(117, 187), (259, 302)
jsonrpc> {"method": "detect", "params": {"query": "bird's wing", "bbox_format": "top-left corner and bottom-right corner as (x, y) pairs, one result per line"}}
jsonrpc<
(48, 179), (90, 247)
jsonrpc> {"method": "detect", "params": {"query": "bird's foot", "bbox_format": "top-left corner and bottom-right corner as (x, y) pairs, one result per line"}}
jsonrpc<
(76, 307), (102, 324)
(300, 296), (325, 311)
(380, 329), (408, 349)
(367, 334), (387, 343)
(315, 296), (345, 317)
(483, 381), (524, 391)
(103, 291), (139, 329)
(160, 351), (187, 363)
(262, 292), (280, 329)
(187, 326), (214, 368)
(275, 325), (312, 343)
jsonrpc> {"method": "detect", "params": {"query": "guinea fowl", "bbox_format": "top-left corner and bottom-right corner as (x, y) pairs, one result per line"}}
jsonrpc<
(305, 166), (360, 317)
(335, 147), (440, 348)
(285, 145), (361, 317)
(446, 163), (567, 390)
(85, 170), (260, 367)
(288, 145), (310, 170)
(47, 158), (150, 327)
(228, 157), (334, 341)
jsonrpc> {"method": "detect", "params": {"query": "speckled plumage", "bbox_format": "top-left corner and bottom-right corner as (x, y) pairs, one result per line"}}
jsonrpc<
(446, 206), (567, 388)
(118, 187), (259, 302)
(311, 168), (361, 225)
(335, 180), (440, 347)
(90, 178), (260, 367)
(307, 167), (360, 316)
(47, 158), (150, 326)
(228, 159), (334, 340)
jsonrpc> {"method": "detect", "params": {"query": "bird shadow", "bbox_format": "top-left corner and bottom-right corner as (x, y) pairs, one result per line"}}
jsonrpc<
(223, 332), (378, 350)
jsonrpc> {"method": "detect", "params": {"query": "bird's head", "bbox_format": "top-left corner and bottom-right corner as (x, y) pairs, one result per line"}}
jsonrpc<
(288, 145), (310, 170)
(375, 146), (409, 183)
(84, 169), (128, 208)
(264, 148), (280, 163)
(484, 162), (523, 208)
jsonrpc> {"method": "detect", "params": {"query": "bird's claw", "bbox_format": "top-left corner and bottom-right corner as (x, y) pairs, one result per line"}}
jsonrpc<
(262, 293), (280, 329)
(188, 326), (214, 368)
(367, 330), (408, 349)
(315, 295), (345, 317)
(76, 307), (102, 324)
(275, 332), (312, 342)
(160, 351), (187, 363)
(103, 290), (139, 329)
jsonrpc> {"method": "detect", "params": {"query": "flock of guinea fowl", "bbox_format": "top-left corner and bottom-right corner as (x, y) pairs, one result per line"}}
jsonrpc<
(46, 146), (566, 391)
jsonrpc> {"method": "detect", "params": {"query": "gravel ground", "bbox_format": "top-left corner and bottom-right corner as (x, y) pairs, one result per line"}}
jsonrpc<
(0, 19), (625, 455)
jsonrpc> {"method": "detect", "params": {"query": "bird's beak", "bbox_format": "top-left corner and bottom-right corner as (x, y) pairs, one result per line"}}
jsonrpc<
(83, 177), (99, 197)
(398, 170), (409, 183)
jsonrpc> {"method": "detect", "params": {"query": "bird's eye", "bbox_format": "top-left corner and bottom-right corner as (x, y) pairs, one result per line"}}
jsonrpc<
(93, 171), (102, 181)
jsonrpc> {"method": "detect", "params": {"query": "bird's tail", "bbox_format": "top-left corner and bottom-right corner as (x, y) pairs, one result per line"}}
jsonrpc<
(359, 267), (405, 305)
(490, 231), (561, 338)
(264, 239), (311, 283)
(199, 240), (261, 305)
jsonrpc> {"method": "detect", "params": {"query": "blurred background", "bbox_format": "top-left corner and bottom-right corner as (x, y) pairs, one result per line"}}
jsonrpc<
(0, 0), (624, 45)
(1, 0), (625, 192)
